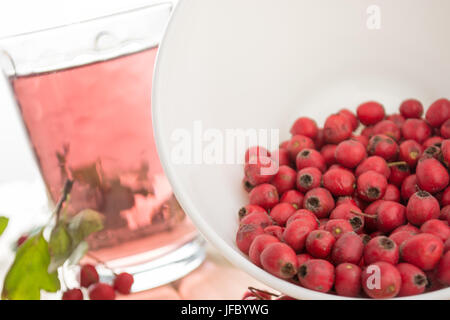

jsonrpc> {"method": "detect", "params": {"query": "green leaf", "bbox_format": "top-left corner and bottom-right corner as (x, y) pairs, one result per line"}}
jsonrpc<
(2, 232), (60, 300)
(48, 224), (72, 273)
(67, 209), (104, 244)
(0, 216), (9, 237)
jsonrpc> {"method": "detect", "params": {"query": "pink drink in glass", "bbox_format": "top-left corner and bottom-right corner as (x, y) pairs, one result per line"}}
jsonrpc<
(11, 47), (197, 262)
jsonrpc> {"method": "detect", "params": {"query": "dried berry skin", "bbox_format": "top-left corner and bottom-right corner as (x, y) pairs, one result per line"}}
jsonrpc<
(249, 234), (280, 267)
(402, 119), (432, 144)
(335, 140), (367, 168)
(269, 202), (297, 226)
(290, 117), (319, 139)
(296, 167), (322, 193)
(367, 134), (399, 161)
(322, 168), (356, 197)
(324, 114), (353, 144)
(357, 170), (388, 202)
(425, 98), (450, 128)
(364, 236), (399, 265)
(296, 148), (326, 172)
(400, 99), (424, 119)
(287, 135), (315, 160)
(331, 232), (364, 265)
(271, 165), (297, 195)
(249, 184), (279, 209)
(416, 158), (449, 194)
(406, 191), (440, 226)
(280, 190), (304, 208)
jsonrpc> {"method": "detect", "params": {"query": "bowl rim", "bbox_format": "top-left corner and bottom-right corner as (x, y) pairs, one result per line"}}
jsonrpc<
(152, 0), (450, 300)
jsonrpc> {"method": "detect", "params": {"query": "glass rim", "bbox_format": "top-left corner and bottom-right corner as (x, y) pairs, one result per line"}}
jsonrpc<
(0, 1), (174, 42)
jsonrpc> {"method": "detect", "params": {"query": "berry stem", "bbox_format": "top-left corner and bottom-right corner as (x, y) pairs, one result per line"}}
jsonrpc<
(248, 287), (279, 299)
(350, 209), (377, 219)
(54, 179), (74, 221)
(387, 161), (408, 167)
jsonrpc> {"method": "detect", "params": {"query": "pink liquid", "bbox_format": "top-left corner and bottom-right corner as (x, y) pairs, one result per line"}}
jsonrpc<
(11, 48), (196, 261)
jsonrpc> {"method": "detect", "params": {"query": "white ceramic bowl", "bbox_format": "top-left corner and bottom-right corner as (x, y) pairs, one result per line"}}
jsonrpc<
(153, 0), (450, 299)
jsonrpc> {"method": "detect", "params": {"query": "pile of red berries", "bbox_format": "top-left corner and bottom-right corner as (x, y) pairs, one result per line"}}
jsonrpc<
(238, 99), (450, 298)
(62, 264), (134, 300)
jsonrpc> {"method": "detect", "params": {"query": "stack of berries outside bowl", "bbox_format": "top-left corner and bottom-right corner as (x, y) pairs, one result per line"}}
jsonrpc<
(238, 99), (450, 299)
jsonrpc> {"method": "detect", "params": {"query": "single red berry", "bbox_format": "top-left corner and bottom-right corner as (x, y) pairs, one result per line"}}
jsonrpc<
(290, 117), (319, 139)
(367, 134), (399, 161)
(80, 264), (99, 288)
(364, 236), (399, 265)
(260, 242), (298, 279)
(357, 170), (387, 202)
(282, 219), (314, 252)
(357, 101), (385, 126)
(382, 184), (400, 202)
(287, 135), (315, 160)
(399, 140), (423, 168)
(440, 119), (450, 138)
(89, 283), (116, 300)
(303, 188), (335, 219)
(325, 219), (354, 239)
(400, 233), (444, 270)
(423, 136), (444, 149)
(279, 190), (304, 209)
(62, 288), (84, 300)
(249, 184), (279, 210)
(320, 144), (337, 166)
(323, 114), (352, 144)
(399, 99), (423, 119)
(441, 205), (450, 224)
(269, 202), (297, 226)
(329, 204), (364, 233)
(440, 186), (450, 206)
(388, 163), (410, 187)
(270, 148), (291, 167)
(264, 225), (284, 241)
(396, 263), (428, 297)
(296, 253), (313, 266)
(335, 263), (362, 297)
(416, 158), (449, 193)
(296, 148), (326, 172)
(244, 156), (277, 186)
(240, 211), (272, 229)
(245, 146), (271, 163)
(389, 231), (414, 247)
(236, 223), (265, 254)
(305, 230), (336, 259)
(338, 109), (359, 131)
(322, 168), (356, 197)
(362, 262), (401, 299)
(114, 272), (134, 295)
(271, 165), (296, 195)
(425, 98), (450, 128)
(351, 134), (369, 147)
(420, 219), (450, 242)
(238, 204), (267, 220)
(331, 232), (364, 265)
(406, 191), (440, 226)
(335, 140), (367, 169)
(296, 167), (322, 193)
(440, 139), (450, 166)
(401, 174), (418, 201)
(249, 234), (280, 267)
(373, 120), (401, 141)
(386, 113), (406, 128)
(402, 119), (432, 144)
(355, 156), (390, 178)
(286, 209), (319, 230)
(298, 259), (335, 293)
(373, 201), (406, 233)
(436, 251), (450, 286)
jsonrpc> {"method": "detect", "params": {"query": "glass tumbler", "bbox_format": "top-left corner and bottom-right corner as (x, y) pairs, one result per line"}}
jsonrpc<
(0, 3), (205, 292)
